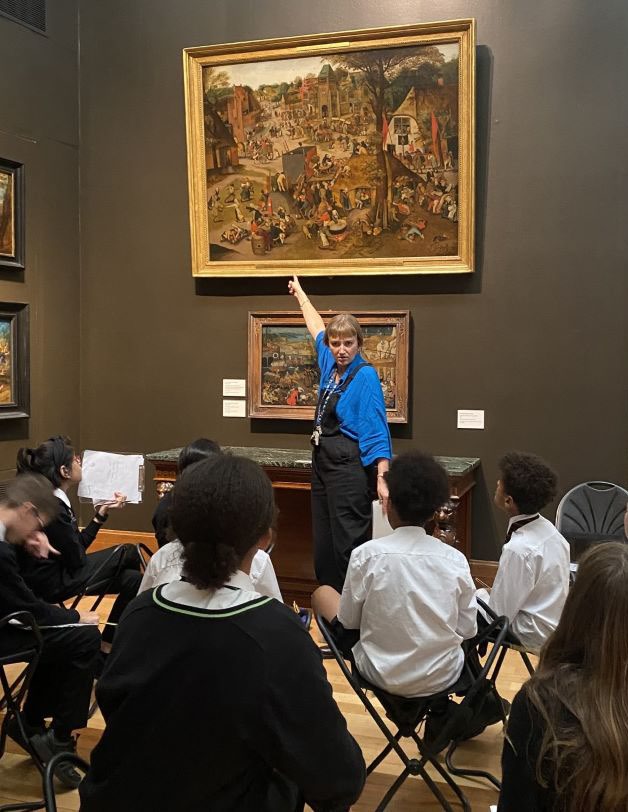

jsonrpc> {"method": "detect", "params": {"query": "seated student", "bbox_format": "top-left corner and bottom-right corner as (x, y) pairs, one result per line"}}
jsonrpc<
(498, 541), (628, 811)
(312, 450), (478, 698)
(0, 473), (101, 788)
(478, 451), (570, 652)
(139, 533), (283, 601)
(144, 438), (283, 601)
(79, 454), (365, 812)
(15, 436), (142, 653)
(151, 437), (221, 548)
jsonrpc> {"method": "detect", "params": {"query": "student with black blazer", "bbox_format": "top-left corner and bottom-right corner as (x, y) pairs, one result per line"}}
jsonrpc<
(0, 473), (101, 788)
(16, 436), (142, 649)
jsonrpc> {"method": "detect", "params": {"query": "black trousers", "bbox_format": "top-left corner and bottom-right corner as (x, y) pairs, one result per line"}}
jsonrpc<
(0, 624), (100, 732)
(30, 546), (142, 645)
(57, 547), (142, 644)
(311, 434), (375, 592)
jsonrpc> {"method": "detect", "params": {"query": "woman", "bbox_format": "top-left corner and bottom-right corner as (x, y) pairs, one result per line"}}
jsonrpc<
(288, 275), (392, 592)
(16, 435), (142, 649)
(79, 454), (365, 812)
(498, 540), (628, 811)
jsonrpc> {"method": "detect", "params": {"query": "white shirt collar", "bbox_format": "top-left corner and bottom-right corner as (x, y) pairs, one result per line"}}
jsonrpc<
(0, 520), (5, 543)
(160, 568), (263, 611)
(507, 512), (539, 532)
(54, 488), (71, 508)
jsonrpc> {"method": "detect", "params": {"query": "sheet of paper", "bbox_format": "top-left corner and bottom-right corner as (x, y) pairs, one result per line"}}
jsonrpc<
(372, 500), (393, 539)
(457, 409), (485, 429)
(78, 450), (144, 504)
(223, 399), (247, 417)
(222, 378), (246, 397)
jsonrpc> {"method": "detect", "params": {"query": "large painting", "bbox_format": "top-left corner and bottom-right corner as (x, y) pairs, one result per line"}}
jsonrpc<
(0, 302), (30, 419)
(0, 158), (25, 271)
(248, 311), (409, 422)
(184, 20), (475, 277)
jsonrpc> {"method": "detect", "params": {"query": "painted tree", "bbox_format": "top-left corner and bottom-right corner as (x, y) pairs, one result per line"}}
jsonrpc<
(203, 67), (231, 106)
(330, 46), (445, 229)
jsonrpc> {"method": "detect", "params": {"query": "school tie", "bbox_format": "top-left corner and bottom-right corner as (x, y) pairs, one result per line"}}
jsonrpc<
(505, 514), (540, 542)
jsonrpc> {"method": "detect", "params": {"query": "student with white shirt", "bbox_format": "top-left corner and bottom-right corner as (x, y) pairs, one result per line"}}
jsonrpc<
(142, 438), (283, 601)
(139, 538), (283, 600)
(15, 436), (142, 650)
(312, 450), (478, 698)
(478, 451), (570, 652)
(80, 453), (365, 812)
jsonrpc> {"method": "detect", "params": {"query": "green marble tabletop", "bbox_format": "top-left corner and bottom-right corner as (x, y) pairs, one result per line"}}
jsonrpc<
(146, 447), (480, 477)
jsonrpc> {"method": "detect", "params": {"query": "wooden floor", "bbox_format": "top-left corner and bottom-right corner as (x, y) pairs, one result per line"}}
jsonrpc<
(0, 598), (533, 811)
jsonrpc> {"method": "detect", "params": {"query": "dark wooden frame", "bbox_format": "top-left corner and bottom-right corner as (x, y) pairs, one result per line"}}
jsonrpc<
(0, 158), (25, 271)
(248, 309), (409, 422)
(0, 302), (30, 419)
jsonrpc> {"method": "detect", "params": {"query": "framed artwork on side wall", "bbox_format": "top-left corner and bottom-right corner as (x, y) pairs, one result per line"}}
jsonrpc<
(248, 310), (409, 422)
(183, 19), (475, 277)
(0, 158), (25, 271)
(0, 302), (30, 419)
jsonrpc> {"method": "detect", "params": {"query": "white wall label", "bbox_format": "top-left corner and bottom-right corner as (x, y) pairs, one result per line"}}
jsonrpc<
(223, 399), (247, 418)
(222, 379), (246, 397)
(457, 409), (485, 429)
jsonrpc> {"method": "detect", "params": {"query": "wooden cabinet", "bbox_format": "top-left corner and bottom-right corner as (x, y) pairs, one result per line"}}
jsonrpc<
(146, 447), (479, 607)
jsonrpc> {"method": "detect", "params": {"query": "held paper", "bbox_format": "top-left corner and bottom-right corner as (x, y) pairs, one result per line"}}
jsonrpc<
(78, 450), (144, 504)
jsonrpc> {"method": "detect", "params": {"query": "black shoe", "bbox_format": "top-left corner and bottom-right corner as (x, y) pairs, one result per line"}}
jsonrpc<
(461, 696), (511, 741)
(5, 715), (45, 754)
(31, 729), (83, 789)
(423, 698), (459, 754)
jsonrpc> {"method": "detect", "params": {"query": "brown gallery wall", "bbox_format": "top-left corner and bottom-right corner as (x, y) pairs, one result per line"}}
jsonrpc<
(0, 6), (81, 479)
(73, 0), (627, 560)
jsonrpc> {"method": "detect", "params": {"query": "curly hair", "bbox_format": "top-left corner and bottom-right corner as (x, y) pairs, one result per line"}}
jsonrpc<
(171, 454), (275, 591)
(524, 542), (628, 810)
(498, 451), (557, 514)
(386, 450), (449, 526)
(16, 436), (75, 488)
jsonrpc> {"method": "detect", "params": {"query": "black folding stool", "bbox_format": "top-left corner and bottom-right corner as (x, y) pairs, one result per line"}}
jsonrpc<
(0, 611), (46, 812)
(317, 613), (510, 811)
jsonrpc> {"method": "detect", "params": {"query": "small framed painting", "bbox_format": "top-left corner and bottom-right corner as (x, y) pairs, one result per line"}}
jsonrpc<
(248, 310), (409, 422)
(0, 302), (30, 419)
(0, 158), (25, 271)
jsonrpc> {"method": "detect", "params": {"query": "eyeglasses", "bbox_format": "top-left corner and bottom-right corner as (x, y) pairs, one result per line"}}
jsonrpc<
(28, 505), (44, 531)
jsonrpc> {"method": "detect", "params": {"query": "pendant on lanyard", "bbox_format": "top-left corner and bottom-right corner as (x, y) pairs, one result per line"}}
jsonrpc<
(311, 371), (338, 447)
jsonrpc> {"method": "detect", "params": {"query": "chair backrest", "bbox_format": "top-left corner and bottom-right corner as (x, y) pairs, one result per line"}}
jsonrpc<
(556, 482), (628, 558)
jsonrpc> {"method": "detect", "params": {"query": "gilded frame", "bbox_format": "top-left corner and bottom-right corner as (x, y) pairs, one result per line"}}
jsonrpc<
(183, 19), (475, 277)
(0, 158), (25, 271)
(0, 302), (30, 420)
(248, 310), (409, 422)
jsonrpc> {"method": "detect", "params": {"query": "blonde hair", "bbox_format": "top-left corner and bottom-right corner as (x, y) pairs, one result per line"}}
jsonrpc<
(324, 313), (363, 348)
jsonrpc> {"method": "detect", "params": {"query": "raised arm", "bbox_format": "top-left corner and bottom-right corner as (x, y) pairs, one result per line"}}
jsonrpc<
(288, 275), (325, 340)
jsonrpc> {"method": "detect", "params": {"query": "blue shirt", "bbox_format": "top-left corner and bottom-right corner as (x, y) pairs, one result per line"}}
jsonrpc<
(316, 331), (392, 467)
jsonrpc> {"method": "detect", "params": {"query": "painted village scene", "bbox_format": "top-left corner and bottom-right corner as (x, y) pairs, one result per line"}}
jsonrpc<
(0, 320), (13, 404)
(261, 324), (399, 411)
(202, 42), (460, 263)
